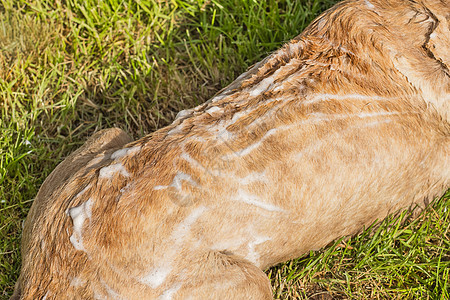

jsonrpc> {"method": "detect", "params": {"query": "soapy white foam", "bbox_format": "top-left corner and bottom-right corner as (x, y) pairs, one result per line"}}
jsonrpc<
(293, 113), (399, 160)
(235, 190), (284, 212)
(68, 198), (93, 251)
(180, 152), (206, 172)
(248, 56), (305, 97)
(229, 110), (247, 126)
(119, 182), (132, 194)
(359, 119), (393, 127)
(211, 238), (246, 252)
(110, 148), (128, 160)
(127, 145), (141, 155)
(306, 111), (400, 123)
(223, 125), (291, 159)
(101, 280), (123, 300)
(214, 105), (277, 143)
(246, 235), (270, 265)
(88, 155), (104, 167)
(74, 185), (91, 199)
(70, 277), (85, 287)
(175, 109), (192, 120)
(214, 121), (235, 142)
(153, 185), (168, 190)
(153, 172), (198, 191)
(239, 171), (268, 185)
(210, 94), (226, 103)
(111, 146), (141, 160)
(172, 172), (197, 191)
(206, 106), (222, 114)
(303, 93), (391, 105)
(356, 111), (399, 118)
(237, 128), (278, 157)
(249, 76), (274, 96)
(140, 207), (207, 289)
(171, 206), (207, 244)
(317, 17), (326, 31)
(167, 123), (185, 135)
(159, 284), (182, 300)
(99, 163), (130, 179)
(221, 109), (398, 161)
(365, 0), (375, 9)
(93, 290), (106, 300)
(141, 267), (172, 289)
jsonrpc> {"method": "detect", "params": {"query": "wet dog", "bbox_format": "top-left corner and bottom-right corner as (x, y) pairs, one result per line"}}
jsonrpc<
(12, 0), (449, 298)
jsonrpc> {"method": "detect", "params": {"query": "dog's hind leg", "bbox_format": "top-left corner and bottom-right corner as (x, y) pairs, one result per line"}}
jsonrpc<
(161, 251), (273, 300)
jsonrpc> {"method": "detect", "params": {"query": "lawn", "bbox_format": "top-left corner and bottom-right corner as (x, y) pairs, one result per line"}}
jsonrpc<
(0, 0), (449, 298)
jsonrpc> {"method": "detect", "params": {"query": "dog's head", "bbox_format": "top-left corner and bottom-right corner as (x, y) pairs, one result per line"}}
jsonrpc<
(305, 0), (449, 120)
(366, 0), (449, 120)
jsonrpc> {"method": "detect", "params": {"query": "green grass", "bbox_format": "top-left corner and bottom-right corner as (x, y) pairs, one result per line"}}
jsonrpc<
(0, 0), (448, 298)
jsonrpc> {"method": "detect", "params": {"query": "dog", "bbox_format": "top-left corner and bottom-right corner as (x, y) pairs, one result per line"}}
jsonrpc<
(12, 0), (449, 298)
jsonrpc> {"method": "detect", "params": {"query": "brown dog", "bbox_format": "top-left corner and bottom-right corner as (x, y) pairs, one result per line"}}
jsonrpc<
(12, 0), (449, 298)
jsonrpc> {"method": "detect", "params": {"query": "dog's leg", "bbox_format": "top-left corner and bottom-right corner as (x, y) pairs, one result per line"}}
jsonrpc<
(162, 251), (273, 300)
(13, 128), (132, 300)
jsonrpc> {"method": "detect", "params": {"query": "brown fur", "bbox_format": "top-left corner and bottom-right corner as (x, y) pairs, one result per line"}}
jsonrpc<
(13, 0), (449, 299)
